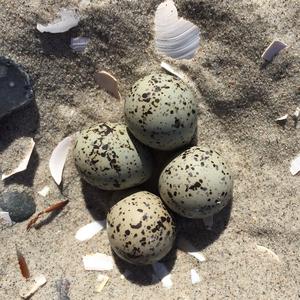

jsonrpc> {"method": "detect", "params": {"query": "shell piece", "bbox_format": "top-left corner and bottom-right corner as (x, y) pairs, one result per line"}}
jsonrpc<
(19, 274), (47, 299)
(290, 154), (300, 175)
(256, 245), (281, 262)
(82, 253), (114, 271)
(74, 123), (153, 190)
(191, 269), (201, 284)
(124, 73), (197, 151)
(106, 191), (176, 265)
(1, 138), (35, 180)
(38, 186), (50, 197)
(37, 8), (80, 33)
(75, 220), (106, 241)
(261, 40), (287, 61)
(159, 146), (233, 218)
(152, 262), (173, 289)
(177, 237), (206, 262)
(0, 212), (13, 225)
(95, 274), (109, 293)
(160, 62), (185, 80)
(155, 0), (200, 59)
(49, 135), (74, 185)
(94, 70), (121, 100)
(70, 37), (89, 52)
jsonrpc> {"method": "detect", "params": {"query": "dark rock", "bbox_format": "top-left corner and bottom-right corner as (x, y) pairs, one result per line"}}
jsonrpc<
(0, 191), (36, 222)
(0, 57), (33, 120)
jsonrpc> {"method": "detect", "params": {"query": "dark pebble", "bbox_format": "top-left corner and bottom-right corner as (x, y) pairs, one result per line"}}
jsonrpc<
(0, 56), (33, 120)
(0, 191), (36, 222)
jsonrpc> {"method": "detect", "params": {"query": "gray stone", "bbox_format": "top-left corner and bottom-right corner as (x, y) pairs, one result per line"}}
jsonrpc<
(0, 57), (33, 120)
(0, 191), (36, 222)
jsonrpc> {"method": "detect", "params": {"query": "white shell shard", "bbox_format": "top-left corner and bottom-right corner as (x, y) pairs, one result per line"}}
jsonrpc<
(49, 135), (74, 185)
(83, 253), (114, 271)
(94, 70), (121, 100)
(160, 62), (185, 80)
(152, 262), (173, 289)
(1, 138), (35, 180)
(190, 269), (201, 284)
(275, 114), (288, 122)
(0, 212), (13, 226)
(37, 8), (80, 33)
(70, 37), (90, 52)
(292, 107), (300, 128)
(95, 274), (109, 293)
(261, 40), (287, 61)
(290, 154), (300, 176)
(19, 274), (47, 299)
(256, 245), (281, 262)
(155, 0), (200, 60)
(177, 237), (206, 262)
(202, 216), (214, 230)
(38, 186), (50, 197)
(75, 220), (106, 241)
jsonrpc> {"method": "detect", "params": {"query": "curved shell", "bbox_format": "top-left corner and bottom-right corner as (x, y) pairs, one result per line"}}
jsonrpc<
(74, 123), (153, 190)
(159, 146), (233, 218)
(107, 191), (176, 265)
(124, 73), (197, 150)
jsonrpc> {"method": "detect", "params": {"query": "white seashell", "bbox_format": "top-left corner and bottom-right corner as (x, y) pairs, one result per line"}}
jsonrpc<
(261, 40), (287, 61)
(152, 262), (173, 289)
(83, 253), (114, 271)
(75, 220), (106, 241)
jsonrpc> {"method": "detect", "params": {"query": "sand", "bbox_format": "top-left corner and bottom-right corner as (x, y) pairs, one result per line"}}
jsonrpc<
(0, 0), (299, 299)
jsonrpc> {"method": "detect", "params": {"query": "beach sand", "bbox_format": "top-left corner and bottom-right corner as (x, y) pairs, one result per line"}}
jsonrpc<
(0, 0), (299, 299)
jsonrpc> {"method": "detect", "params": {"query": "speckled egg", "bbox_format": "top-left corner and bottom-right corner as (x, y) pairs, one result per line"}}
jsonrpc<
(159, 146), (233, 218)
(107, 191), (176, 265)
(74, 123), (153, 190)
(124, 73), (197, 151)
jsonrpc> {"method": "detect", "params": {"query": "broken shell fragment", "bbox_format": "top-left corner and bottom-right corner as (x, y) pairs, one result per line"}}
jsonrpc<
(94, 70), (121, 100)
(155, 0), (200, 60)
(261, 40), (287, 61)
(290, 154), (300, 176)
(152, 262), (173, 289)
(75, 220), (106, 241)
(191, 269), (201, 284)
(19, 274), (47, 299)
(83, 253), (114, 271)
(37, 8), (80, 33)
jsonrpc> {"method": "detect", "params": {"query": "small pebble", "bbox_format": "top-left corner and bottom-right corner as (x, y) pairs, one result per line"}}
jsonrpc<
(0, 192), (36, 222)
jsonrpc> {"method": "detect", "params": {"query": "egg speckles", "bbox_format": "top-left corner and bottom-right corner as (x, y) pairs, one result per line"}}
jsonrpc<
(159, 147), (233, 218)
(107, 191), (176, 265)
(74, 123), (153, 190)
(124, 73), (197, 151)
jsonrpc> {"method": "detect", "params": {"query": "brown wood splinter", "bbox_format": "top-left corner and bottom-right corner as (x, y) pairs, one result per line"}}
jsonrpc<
(16, 247), (30, 279)
(26, 200), (69, 230)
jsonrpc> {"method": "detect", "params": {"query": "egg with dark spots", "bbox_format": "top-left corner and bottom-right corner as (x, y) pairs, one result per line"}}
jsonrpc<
(124, 73), (197, 151)
(74, 123), (153, 190)
(159, 146), (233, 218)
(107, 191), (176, 265)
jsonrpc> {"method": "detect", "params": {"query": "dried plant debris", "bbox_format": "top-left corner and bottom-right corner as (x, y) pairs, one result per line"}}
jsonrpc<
(290, 154), (300, 176)
(0, 211), (13, 226)
(190, 269), (201, 285)
(256, 245), (281, 262)
(16, 247), (30, 279)
(292, 107), (300, 128)
(56, 277), (70, 300)
(155, 0), (200, 60)
(27, 200), (69, 230)
(83, 253), (114, 271)
(38, 186), (50, 197)
(75, 220), (106, 241)
(70, 37), (90, 52)
(152, 262), (173, 289)
(1, 138), (35, 180)
(37, 8), (80, 33)
(94, 70), (121, 100)
(19, 274), (47, 299)
(95, 274), (109, 293)
(49, 135), (74, 185)
(177, 237), (206, 262)
(160, 61), (185, 80)
(261, 40), (287, 61)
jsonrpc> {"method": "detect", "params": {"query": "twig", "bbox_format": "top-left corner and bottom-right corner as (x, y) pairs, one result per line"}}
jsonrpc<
(27, 200), (69, 230)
